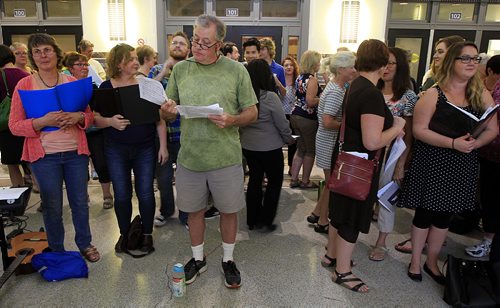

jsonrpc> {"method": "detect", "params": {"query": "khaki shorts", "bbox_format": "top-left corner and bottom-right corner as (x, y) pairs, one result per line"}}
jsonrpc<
(175, 163), (245, 214)
(290, 115), (318, 157)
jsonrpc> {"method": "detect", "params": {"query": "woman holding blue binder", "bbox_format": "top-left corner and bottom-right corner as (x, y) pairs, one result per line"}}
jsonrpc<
(9, 33), (100, 262)
(93, 43), (168, 254)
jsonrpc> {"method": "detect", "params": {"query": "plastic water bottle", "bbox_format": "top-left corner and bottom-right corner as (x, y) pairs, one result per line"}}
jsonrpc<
(172, 263), (186, 297)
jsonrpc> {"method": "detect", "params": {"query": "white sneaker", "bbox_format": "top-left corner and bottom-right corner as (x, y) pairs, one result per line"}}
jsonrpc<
(465, 239), (492, 258)
(154, 215), (167, 227)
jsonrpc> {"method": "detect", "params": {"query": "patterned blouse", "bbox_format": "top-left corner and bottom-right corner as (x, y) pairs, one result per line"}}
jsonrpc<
(291, 73), (323, 120)
(281, 84), (295, 115)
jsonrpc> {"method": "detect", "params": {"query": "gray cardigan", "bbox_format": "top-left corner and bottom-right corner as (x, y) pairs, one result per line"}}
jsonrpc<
(240, 90), (293, 151)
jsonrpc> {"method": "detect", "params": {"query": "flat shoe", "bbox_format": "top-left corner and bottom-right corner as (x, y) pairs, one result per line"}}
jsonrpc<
(407, 263), (422, 282)
(82, 245), (100, 262)
(332, 270), (369, 293)
(395, 239), (412, 254)
(423, 262), (445, 285)
(306, 213), (320, 224)
(300, 181), (319, 189)
(314, 223), (329, 234)
(289, 180), (300, 188)
(369, 245), (388, 261)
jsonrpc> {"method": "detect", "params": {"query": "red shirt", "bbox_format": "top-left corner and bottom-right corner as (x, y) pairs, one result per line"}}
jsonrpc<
(8, 74), (94, 162)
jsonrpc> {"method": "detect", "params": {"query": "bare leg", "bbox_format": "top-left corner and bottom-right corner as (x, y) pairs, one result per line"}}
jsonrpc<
(290, 153), (303, 182)
(220, 212), (237, 244)
(317, 169), (331, 225)
(375, 232), (389, 247)
(7, 164), (24, 187)
(325, 224), (338, 261)
(188, 209), (206, 246)
(334, 235), (369, 292)
(425, 226), (448, 275)
(300, 155), (315, 184)
(409, 225), (429, 274)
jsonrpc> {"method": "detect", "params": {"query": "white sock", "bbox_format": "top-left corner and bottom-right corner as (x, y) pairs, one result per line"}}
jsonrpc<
(222, 242), (235, 262)
(191, 243), (204, 261)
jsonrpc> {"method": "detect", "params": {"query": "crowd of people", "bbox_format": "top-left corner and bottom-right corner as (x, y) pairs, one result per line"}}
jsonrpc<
(0, 13), (499, 294)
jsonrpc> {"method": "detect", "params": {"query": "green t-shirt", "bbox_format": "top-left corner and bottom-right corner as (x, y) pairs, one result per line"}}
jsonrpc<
(166, 56), (257, 171)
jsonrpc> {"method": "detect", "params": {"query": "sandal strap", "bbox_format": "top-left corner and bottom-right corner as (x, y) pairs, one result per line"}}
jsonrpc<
(350, 282), (367, 292)
(324, 254), (335, 263)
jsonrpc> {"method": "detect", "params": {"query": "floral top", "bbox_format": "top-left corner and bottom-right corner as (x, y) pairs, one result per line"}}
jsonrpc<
(383, 89), (418, 117)
(479, 79), (500, 163)
(291, 73), (322, 120)
(281, 84), (295, 115)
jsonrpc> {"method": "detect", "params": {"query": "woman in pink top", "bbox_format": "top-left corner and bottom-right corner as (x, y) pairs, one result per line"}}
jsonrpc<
(9, 33), (100, 263)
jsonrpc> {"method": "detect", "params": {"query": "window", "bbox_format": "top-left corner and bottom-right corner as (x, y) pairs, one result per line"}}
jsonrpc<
(215, 0), (251, 17)
(169, 0), (204, 17)
(485, 4), (500, 22)
(262, 0), (298, 18)
(46, 0), (81, 18)
(340, 1), (360, 44)
(437, 3), (476, 22)
(287, 36), (299, 60)
(390, 1), (428, 21)
(108, 0), (125, 41)
(487, 39), (500, 56)
(3, 0), (37, 18)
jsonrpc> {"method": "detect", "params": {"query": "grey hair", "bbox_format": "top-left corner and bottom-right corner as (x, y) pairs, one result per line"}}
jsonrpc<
(479, 52), (490, 65)
(329, 51), (356, 75)
(10, 42), (27, 52)
(194, 15), (226, 41)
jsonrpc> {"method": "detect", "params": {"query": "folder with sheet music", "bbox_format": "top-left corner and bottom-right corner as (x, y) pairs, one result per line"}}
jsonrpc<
(18, 77), (93, 132)
(91, 84), (160, 126)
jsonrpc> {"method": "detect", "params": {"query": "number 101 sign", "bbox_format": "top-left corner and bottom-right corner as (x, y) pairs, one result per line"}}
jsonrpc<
(226, 8), (239, 17)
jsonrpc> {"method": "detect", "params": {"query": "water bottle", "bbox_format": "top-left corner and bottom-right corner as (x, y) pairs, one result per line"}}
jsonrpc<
(172, 263), (186, 297)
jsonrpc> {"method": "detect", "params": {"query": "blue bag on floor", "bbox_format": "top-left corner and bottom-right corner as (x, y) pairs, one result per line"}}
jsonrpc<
(31, 251), (88, 282)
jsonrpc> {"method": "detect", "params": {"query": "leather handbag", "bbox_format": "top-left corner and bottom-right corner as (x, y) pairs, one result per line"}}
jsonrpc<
(0, 69), (11, 131)
(327, 89), (381, 201)
(443, 254), (500, 307)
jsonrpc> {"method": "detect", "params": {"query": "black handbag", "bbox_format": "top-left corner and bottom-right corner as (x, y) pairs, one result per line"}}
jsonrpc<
(444, 254), (500, 307)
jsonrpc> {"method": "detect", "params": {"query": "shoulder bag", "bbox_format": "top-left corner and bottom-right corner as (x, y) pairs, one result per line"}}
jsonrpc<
(0, 69), (11, 131)
(327, 88), (382, 201)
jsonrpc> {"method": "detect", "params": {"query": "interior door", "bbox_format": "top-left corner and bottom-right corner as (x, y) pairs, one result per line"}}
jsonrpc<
(2, 26), (83, 52)
(387, 29), (430, 88)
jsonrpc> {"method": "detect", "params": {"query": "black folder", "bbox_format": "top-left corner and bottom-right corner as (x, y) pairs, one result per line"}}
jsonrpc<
(91, 84), (159, 125)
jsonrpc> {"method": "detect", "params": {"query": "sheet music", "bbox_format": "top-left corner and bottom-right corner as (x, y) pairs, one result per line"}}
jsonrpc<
(0, 187), (29, 200)
(379, 137), (406, 187)
(138, 77), (167, 106)
(377, 181), (399, 213)
(176, 103), (224, 119)
(87, 65), (103, 87)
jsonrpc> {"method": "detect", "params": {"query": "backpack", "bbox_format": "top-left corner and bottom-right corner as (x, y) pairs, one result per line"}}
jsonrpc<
(0, 69), (11, 131)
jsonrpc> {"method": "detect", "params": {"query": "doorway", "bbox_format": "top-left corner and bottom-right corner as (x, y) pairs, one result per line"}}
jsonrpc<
(2, 26), (83, 52)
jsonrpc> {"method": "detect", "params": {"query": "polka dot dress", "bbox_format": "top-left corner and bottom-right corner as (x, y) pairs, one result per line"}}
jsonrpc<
(400, 87), (480, 213)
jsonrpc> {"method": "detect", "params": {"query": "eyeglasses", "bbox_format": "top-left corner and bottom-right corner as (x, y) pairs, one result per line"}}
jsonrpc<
(455, 55), (481, 64)
(73, 63), (89, 67)
(190, 38), (218, 50)
(32, 47), (55, 57)
(171, 41), (187, 47)
(14, 51), (27, 56)
(387, 61), (397, 66)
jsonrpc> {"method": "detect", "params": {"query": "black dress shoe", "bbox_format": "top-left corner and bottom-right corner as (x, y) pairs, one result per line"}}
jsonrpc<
(140, 235), (154, 252)
(423, 262), (445, 285)
(314, 224), (329, 234)
(407, 264), (422, 282)
(260, 224), (277, 233)
(114, 235), (127, 253)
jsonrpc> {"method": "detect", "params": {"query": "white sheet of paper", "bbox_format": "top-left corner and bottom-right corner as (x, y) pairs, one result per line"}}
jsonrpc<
(176, 104), (224, 119)
(87, 65), (103, 87)
(0, 187), (29, 201)
(291, 135), (300, 139)
(379, 137), (407, 187)
(138, 77), (167, 106)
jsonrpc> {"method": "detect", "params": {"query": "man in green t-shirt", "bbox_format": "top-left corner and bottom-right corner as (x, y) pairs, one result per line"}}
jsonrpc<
(162, 14), (257, 289)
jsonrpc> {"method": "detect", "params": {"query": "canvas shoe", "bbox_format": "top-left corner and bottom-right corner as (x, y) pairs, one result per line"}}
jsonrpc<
(184, 257), (207, 284)
(465, 239), (491, 258)
(154, 215), (167, 227)
(221, 260), (241, 289)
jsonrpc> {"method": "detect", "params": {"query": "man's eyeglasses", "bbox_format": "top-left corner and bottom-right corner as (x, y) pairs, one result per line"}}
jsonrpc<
(190, 38), (218, 50)
(455, 55), (482, 64)
(73, 63), (90, 67)
(32, 48), (55, 57)
(14, 51), (28, 56)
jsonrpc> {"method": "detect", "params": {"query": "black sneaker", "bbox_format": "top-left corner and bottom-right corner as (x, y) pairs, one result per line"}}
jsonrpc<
(221, 260), (241, 289)
(114, 235), (127, 253)
(184, 257), (207, 284)
(204, 207), (220, 219)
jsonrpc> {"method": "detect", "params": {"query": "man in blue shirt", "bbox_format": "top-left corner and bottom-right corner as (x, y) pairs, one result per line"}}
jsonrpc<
(259, 38), (286, 96)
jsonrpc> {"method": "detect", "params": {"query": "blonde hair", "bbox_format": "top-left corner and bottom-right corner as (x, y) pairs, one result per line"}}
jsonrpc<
(299, 50), (321, 75)
(259, 38), (276, 59)
(106, 43), (135, 78)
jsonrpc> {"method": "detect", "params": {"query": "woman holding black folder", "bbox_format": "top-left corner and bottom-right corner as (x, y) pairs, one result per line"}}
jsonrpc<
(93, 43), (168, 254)
(401, 42), (498, 284)
(9, 33), (101, 262)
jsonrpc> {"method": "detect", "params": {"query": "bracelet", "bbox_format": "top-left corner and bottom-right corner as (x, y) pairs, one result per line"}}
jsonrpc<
(451, 138), (455, 150)
(79, 112), (85, 122)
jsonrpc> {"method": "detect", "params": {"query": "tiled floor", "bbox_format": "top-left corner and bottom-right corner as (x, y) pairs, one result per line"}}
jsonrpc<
(0, 164), (483, 307)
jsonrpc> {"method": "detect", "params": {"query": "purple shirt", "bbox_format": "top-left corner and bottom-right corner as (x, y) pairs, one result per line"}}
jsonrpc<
(0, 67), (29, 100)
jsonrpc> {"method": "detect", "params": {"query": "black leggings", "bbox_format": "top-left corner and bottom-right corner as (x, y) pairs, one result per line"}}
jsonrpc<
(413, 208), (453, 229)
(330, 220), (359, 244)
(491, 234), (500, 263)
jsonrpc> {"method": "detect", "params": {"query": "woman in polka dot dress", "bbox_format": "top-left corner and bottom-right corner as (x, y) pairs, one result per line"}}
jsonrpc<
(401, 42), (498, 284)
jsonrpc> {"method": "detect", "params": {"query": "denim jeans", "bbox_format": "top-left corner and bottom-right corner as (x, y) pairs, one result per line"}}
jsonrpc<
(30, 151), (91, 252)
(105, 140), (156, 234)
(156, 141), (179, 217)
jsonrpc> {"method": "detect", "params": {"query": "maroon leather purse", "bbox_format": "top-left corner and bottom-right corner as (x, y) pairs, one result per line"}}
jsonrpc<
(327, 94), (381, 201)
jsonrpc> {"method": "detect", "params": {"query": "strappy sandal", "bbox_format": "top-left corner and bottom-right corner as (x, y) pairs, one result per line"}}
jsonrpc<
(300, 181), (319, 189)
(321, 255), (356, 268)
(289, 179), (300, 188)
(306, 213), (320, 224)
(314, 223), (329, 234)
(82, 245), (100, 263)
(103, 197), (114, 209)
(395, 239), (412, 254)
(369, 245), (388, 261)
(332, 270), (369, 293)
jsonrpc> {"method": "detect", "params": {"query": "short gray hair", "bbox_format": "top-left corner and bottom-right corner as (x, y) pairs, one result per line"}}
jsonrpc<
(479, 52), (490, 65)
(194, 14), (226, 41)
(329, 51), (356, 75)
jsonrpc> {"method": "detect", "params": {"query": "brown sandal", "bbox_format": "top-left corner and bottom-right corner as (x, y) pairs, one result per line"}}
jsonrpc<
(103, 197), (114, 209)
(82, 245), (100, 262)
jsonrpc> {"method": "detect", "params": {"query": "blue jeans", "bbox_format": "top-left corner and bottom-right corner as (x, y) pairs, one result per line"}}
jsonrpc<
(30, 151), (91, 252)
(105, 140), (156, 234)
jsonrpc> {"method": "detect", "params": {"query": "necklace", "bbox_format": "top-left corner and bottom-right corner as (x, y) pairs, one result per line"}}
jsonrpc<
(38, 72), (59, 88)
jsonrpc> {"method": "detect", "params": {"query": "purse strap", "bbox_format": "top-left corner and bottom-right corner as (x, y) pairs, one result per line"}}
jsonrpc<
(0, 69), (10, 97)
(338, 85), (382, 164)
